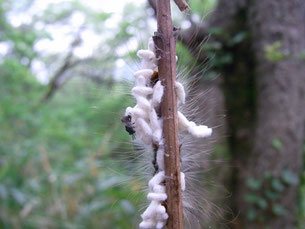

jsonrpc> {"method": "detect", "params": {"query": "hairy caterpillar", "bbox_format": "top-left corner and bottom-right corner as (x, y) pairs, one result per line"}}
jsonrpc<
(119, 36), (226, 229)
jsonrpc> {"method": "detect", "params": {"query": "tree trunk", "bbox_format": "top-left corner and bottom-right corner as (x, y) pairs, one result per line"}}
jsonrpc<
(220, 0), (305, 228)
(161, 0), (305, 227)
(236, 0), (305, 228)
(178, 0), (305, 227)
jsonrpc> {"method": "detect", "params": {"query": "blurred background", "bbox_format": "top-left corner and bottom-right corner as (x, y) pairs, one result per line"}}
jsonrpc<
(1, 0), (305, 228)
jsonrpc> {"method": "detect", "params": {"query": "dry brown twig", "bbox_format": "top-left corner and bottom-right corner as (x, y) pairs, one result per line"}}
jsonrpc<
(153, 0), (186, 228)
(174, 0), (191, 12)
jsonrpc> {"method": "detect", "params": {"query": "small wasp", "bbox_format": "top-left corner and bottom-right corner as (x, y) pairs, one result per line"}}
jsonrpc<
(121, 114), (136, 136)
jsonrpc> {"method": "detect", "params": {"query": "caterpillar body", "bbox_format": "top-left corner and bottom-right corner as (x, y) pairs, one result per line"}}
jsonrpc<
(122, 37), (213, 229)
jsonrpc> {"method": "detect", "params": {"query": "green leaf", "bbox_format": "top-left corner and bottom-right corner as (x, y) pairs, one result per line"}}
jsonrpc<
(244, 194), (267, 209)
(246, 178), (262, 191)
(203, 42), (223, 51)
(272, 204), (288, 216)
(281, 169), (299, 185)
(228, 31), (248, 46)
(218, 54), (233, 65)
(264, 41), (289, 62)
(244, 194), (258, 203)
(208, 27), (225, 36)
(271, 178), (285, 192)
(264, 171), (272, 180)
(264, 190), (279, 201)
(272, 138), (282, 150)
(246, 209), (257, 221)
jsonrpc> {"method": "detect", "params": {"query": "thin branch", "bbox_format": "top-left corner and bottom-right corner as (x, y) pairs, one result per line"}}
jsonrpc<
(153, 0), (183, 228)
(173, 0), (190, 12)
(39, 31), (82, 103)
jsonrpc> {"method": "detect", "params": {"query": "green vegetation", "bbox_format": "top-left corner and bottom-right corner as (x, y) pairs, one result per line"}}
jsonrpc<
(264, 41), (289, 62)
(244, 170), (299, 223)
(1, 0), (305, 228)
(0, 1), (146, 227)
(0, 57), (144, 228)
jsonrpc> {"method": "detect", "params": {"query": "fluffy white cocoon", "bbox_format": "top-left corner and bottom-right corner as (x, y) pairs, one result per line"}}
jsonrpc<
(152, 81), (164, 107)
(124, 39), (169, 228)
(134, 69), (154, 79)
(175, 81), (186, 104)
(124, 37), (212, 229)
(178, 111), (212, 138)
(156, 146), (165, 171)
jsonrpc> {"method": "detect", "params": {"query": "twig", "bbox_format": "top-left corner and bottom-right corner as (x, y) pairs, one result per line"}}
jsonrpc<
(40, 32), (82, 103)
(174, 0), (191, 12)
(153, 0), (183, 228)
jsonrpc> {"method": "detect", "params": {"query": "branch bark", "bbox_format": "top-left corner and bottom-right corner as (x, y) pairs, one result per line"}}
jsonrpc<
(173, 0), (190, 12)
(241, 0), (305, 227)
(40, 33), (82, 103)
(153, 0), (183, 228)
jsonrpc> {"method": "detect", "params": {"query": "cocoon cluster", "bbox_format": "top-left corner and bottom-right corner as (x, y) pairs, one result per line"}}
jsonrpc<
(123, 37), (212, 229)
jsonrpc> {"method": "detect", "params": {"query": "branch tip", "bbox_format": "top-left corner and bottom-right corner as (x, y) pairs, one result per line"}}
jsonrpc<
(173, 0), (191, 12)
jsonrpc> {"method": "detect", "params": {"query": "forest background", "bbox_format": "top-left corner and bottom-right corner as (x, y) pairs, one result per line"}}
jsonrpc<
(1, 0), (305, 228)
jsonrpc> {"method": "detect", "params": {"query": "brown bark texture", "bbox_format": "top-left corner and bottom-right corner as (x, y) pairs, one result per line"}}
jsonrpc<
(243, 0), (305, 228)
(164, 0), (305, 228)
(217, 0), (305, 228)
(153, 0), (183, 228)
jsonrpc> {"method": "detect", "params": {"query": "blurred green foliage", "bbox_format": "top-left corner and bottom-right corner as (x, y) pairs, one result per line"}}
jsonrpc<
(1, 0), (305, 228)
(0, 57), (145, 228)
(0, 1), (147, 227)
(264, 41), (289, 62)
(245, 170), (300, 223)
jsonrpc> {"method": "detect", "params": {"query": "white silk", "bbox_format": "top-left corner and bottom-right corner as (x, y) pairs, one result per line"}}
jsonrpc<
(178, 111), (212, 138)
(124, 37), (211, 229)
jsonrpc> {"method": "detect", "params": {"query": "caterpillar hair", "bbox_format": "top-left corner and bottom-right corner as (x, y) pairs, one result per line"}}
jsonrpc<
(119, 35), (226, 229)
